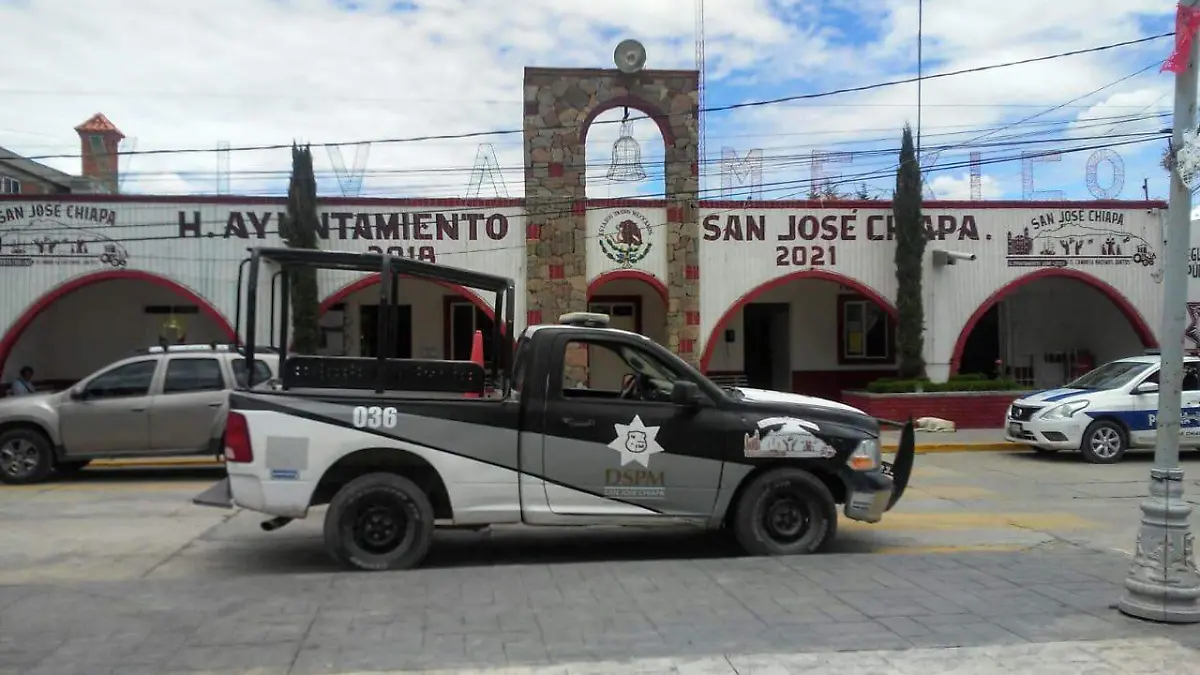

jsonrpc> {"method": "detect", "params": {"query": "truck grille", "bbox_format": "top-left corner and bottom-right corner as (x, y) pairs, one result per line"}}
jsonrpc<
(1009, 404), (1042, 421)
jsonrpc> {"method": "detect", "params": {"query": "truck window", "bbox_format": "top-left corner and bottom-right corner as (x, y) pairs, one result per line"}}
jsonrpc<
(561, 338), (682, 402)
(232, 358), (272, 387)
(163, 358), (225, 394)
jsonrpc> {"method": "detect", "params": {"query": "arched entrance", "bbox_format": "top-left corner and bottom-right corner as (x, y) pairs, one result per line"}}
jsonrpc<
(700, 270), (899, 400)
(585, 270), (669, 390)
(0, 270), (236, 391)
(318, 274), (505, 364)
(951, 268), (1156, 386)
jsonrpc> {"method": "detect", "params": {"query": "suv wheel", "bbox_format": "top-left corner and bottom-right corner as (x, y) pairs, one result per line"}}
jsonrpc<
(323, 472), (435, 571)
(1080, 420), (1127, 464)
(0, 428), (54, 485)
(731, 468), (838, 556)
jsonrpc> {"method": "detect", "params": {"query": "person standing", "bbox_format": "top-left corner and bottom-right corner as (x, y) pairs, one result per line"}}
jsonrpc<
(9, 366), (36, 397)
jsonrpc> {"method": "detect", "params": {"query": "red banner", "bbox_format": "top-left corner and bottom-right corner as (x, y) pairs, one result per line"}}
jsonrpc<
(1163, 2), (1200, 73)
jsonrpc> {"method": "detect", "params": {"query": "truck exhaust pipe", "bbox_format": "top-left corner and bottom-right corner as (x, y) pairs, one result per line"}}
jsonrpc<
(260, 516), (293, 532)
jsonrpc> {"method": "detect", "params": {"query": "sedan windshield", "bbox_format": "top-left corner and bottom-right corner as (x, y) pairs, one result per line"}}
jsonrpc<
(1066, 361), (1151, 390)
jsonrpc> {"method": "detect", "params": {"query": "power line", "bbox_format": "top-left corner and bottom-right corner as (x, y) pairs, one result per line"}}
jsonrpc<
(108, 118), (1169, 186)
(5, 133), (1168, 250)
(13, 32), (1174, 163)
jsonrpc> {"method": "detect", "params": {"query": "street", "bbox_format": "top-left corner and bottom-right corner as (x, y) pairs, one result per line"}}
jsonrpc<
(2, 449), (1200, 673)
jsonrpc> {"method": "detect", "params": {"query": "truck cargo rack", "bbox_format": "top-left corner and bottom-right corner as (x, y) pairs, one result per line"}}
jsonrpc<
(237, 247), (515, 396)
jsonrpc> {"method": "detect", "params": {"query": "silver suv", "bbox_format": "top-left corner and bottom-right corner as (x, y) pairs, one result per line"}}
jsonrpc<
(0, 344), (279, 484)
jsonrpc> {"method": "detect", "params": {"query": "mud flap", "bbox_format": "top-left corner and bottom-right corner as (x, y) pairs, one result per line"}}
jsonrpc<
(193, 477), (234, 509)
(882, 418), (915, 511)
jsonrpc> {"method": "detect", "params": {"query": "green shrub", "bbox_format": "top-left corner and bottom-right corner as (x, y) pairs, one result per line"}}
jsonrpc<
(864, 377), (1023, 394)
(948, 372), (986, 382)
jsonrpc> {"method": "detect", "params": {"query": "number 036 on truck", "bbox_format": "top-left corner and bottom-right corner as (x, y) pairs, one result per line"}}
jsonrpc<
(192, 247), (916, 571)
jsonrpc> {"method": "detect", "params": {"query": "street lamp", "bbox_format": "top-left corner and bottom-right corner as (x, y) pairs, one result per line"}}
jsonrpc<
(1117, 1), (1200, 623)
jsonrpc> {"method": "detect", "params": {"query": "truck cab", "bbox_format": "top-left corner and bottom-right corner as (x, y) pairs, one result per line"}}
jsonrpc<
(194, 247), (915, 571)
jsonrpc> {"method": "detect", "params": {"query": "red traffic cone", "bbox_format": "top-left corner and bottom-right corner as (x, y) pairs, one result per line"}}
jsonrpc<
(465, 330), (484, 398)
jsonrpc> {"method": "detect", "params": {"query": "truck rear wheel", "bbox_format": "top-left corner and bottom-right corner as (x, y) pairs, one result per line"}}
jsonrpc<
(731, 468), (837, 556)
(323, 472), (435, 571)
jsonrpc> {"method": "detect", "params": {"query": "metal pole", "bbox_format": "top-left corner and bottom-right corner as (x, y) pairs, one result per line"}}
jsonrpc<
(1118, 5), (1200, 623)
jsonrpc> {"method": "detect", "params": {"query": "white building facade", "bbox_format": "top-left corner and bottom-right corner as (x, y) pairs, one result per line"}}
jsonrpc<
(0, 195), (1175, 399)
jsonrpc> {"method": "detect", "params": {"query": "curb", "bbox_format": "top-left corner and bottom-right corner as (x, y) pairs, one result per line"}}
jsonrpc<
(885, 443), (1016, 454)
(86, 442), (1019, 469)
(88, 457), (224, 468)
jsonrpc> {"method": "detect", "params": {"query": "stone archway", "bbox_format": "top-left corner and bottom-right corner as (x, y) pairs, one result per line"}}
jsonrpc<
(522, 61), (700, 365)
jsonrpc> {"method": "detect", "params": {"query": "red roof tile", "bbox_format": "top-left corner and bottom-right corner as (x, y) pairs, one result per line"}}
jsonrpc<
(74, 113), (124, 138)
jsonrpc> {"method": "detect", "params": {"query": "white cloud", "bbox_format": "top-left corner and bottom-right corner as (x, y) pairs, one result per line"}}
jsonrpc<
(928, 172), (1003, 200)
(0, 0), (1177, 202)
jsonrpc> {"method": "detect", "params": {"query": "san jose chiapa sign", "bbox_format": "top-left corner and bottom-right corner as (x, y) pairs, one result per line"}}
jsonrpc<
(0, 203), (128, 268)
(700, 208), (1158, 275)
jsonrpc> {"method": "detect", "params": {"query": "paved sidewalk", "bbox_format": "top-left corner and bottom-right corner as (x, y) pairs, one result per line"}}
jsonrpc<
(3, 549), (1199, 674)
(882, 427), (1009, 452)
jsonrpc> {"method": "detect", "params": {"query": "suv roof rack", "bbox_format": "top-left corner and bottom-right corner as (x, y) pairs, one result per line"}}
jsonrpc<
(559, 312), (610, 328)
(134, 343), (280, 355)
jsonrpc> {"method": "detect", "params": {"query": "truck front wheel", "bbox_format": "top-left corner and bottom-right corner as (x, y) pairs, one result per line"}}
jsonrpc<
(323, 472), (435, 571)
(731, 468), (838, 556)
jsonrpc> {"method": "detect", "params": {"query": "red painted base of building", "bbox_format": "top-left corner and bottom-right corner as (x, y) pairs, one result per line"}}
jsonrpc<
(841, 390), (1033, 429)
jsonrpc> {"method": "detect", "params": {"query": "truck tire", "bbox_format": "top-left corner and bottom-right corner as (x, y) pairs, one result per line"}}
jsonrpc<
(1080, 420), (1127, 464)
(323, 472), (435, 571)
(731, 468), (838, 556)
(0, 428), (55, 485)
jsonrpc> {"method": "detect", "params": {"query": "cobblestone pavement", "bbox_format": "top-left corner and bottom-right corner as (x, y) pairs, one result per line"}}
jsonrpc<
(2, 549), (1200, 674)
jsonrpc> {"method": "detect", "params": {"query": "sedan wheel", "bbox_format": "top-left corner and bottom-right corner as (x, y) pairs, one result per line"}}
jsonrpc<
(1080, 420), (1126, 464)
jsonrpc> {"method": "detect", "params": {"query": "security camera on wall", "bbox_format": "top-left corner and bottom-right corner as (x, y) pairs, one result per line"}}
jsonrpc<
(931, 249), (977, 266)
(614, 39), (647, 74)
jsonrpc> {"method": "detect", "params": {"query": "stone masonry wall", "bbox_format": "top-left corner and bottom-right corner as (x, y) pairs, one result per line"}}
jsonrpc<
(523, 66), (700, 381)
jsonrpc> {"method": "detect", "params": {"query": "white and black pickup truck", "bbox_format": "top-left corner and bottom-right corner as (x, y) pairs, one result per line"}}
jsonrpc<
(194, 247), (915, 571)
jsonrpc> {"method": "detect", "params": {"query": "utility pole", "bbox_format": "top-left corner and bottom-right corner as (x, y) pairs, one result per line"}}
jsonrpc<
(1117, 0), (1200, 624)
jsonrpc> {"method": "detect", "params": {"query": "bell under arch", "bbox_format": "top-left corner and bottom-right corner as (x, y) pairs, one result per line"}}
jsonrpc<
(522, 58), (701, 368)
(586, 105), (664, 196)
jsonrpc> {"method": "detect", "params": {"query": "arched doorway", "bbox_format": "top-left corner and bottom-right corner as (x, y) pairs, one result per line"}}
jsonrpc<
(951, 269), (1156, 387)
(318, 274), (504, 365)
(0, 270), (236, 392)
(700, 270), (899, 400)
(585, 270), (669, 390)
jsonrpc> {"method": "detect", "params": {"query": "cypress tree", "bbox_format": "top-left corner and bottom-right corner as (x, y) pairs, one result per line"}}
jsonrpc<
(893, 124), (926, 379)
(281, 143), (321, 354)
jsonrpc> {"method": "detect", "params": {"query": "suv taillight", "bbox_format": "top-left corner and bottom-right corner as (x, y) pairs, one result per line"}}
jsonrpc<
(224, 412), (254, 463)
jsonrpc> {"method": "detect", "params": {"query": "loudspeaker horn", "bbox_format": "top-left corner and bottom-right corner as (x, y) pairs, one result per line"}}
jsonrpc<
(614, 39), (647, 74)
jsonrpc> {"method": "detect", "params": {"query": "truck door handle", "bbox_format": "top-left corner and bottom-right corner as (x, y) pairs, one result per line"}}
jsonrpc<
(561, 417), (594, 428)
(131, 407), (147, 412)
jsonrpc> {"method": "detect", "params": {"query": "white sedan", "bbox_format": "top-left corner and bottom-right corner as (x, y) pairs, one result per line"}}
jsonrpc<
(1004, 354), (1200, 464)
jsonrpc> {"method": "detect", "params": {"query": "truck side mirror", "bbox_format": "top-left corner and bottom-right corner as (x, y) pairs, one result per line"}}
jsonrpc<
(1133, 381), (1159, 395)
(671, 380), (703, 407)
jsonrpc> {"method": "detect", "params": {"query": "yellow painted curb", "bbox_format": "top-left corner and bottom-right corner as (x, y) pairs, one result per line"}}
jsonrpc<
(883, 443), (1016, 453)
(85, 444), (1018, 468)
(87, 457), (224, 468)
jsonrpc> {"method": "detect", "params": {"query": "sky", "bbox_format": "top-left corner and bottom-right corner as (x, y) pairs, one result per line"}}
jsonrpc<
(0, 0), (1183, 204)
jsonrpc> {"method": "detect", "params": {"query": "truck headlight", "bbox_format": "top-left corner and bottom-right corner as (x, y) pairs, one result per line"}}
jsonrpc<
(1039, 400), (1090, 420)
(848, 438), (880, 471)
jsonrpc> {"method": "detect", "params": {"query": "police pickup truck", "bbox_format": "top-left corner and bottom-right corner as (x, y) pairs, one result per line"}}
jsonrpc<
(193, 247), (915, 571)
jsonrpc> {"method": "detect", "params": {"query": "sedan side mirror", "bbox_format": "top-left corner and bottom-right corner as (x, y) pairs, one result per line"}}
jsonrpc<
(671, 380), (704, 407)
(1133, 381), (1159, 395)
(68, 385), (86, 400)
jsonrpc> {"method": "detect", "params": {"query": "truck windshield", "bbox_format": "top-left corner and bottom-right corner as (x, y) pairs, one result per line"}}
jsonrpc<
(1066, 361), (1151, 390)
